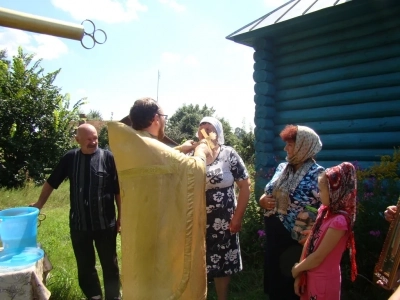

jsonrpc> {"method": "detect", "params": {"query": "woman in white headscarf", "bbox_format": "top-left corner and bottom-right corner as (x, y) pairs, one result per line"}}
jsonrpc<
(258, 124), (324, 300)
(196, 116), (251, 300)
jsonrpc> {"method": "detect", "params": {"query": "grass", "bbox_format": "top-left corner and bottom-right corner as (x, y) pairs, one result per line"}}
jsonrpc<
(0, 182), (264, 299)
(0, 181), (394, 300)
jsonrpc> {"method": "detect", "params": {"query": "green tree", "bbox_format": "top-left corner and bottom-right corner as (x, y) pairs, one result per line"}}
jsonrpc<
(166, 104), (215, 143)
(234, 125), (255, 166)
(86, 109), (103, 120)
(0, 47), (85, 188)
(165, 104), (238, 146)
(98, 125), (109, 150)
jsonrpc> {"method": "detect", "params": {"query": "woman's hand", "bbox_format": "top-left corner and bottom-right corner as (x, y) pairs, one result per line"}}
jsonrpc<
(385, 206), (397, 222)
(229, 214), (242, 234)
(294, 276), (304, 297)
(259, 193), (276, 210)
(292, 263), (300, 278)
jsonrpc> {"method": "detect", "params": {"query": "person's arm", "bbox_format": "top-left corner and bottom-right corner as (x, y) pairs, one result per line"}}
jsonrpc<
(193, 142), (211, 164)
(31, 152), (70, 208)
(175, 140), (196, 154)
(115, 193), (121, 233)
(292, 227), (346, 278)
(230, 178), (251, 233)
(32, 181), (54, 209)
(228, 148), (251, 233)
(109, 151), (122, 232)
(258, 163), (286, 208)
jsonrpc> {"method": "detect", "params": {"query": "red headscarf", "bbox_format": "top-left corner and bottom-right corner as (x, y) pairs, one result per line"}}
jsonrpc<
(303, 162), (358, 282)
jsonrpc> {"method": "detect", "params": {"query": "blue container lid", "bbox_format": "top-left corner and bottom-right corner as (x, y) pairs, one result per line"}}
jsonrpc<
(0, 247), (44, 272)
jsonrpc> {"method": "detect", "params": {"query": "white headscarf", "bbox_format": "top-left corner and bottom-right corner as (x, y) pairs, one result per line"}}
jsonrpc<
(198, 116), (225, 145)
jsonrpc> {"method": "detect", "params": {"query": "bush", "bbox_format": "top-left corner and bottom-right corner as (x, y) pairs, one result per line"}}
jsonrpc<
(0, 48), (84, 188)
(341, 150), (400, 299)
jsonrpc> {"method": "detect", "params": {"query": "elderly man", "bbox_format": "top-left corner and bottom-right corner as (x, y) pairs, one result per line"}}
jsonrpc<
(32, 123), (121, 300)
(108, 97), (211, 300)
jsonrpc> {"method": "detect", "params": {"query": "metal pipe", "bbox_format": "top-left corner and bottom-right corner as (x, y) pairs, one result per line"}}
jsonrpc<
(0, 7), (84, 41)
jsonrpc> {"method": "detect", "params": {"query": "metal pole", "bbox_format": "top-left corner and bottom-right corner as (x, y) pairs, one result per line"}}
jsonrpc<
(0, 7), (84, 41)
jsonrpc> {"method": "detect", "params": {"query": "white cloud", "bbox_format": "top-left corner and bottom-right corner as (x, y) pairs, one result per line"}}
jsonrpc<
(161, 52), (181, 64)
(159, 0), (186, 12)
(0, 28), (68, 60)
(160, 52), (200, 67)
(184, 55), (199, 67)
(51, 0), (148, 23)
(221, 43), (254, 67)
(75, 88), (88, 99)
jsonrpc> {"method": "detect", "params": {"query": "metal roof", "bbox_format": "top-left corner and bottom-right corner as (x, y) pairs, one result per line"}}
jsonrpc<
(226, 0), (352, 44)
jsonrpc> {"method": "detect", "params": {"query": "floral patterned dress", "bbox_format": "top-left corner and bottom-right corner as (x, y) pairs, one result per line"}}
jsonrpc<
(205, 145), (249, 279)
(264, 162), (324, 232)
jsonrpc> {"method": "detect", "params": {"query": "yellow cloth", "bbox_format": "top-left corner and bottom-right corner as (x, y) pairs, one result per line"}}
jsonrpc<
(107, 122), (207, 300)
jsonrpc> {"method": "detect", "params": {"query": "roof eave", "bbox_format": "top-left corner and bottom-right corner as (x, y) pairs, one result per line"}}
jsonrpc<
(226, 0), (377, 48)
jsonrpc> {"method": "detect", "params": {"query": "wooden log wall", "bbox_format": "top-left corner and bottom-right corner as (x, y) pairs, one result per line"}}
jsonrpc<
(253, 4), (400, 196)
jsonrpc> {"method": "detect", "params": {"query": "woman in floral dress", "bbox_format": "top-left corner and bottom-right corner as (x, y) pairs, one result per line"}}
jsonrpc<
(259, 125), (324, 300)
(197, 117), (251, 300)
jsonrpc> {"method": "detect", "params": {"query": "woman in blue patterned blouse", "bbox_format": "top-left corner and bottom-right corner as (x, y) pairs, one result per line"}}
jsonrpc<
(258, 125), (324, 300)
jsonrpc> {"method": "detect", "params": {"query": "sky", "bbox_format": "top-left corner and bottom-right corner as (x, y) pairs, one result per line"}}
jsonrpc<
(0, 0), (287, 130)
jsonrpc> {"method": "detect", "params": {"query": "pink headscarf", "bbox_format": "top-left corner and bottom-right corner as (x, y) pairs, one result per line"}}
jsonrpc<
(305, 162), (358, 281)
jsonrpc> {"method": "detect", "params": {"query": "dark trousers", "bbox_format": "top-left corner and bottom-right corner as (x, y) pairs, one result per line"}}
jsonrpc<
(70, 227), (120, 300)
(264, 216), (302, 300)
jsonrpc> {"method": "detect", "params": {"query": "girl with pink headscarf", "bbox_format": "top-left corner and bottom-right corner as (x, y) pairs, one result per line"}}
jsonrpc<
(292, 162), (358, 300)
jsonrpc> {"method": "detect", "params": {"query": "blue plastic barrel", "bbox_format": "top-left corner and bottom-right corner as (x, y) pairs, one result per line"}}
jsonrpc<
(0, 207), (39, 252)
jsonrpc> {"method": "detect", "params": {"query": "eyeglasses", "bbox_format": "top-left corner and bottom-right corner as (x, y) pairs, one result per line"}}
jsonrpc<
(157, 113), (168, 121)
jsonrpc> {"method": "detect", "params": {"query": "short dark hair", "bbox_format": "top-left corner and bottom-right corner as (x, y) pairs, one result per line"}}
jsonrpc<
(129, 97), (159, 130)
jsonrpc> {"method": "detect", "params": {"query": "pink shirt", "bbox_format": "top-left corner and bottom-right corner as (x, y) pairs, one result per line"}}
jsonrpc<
(301, 208), (349, 300)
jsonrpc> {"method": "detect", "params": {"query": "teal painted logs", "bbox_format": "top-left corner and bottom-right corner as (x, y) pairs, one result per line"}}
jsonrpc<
(254, 60), (274, 72)
(254, 118), (274, 130)
(275, 100), (400, 124)
(254, 82), (276, 96)
(253, 70), (274, 83)
(255, 127), (275, 143)
(253, 50), (273, 62)
(255, 152), (278, 169)
(276, 72), (400, 102)
(276, 43), (400, 78)
(276, 56), (400, 90)
(273, 132), (400, 150)
(255, 105), (276, 118)
(276, 149), (396, 161)
(284, 117), (400, 135)
(253, 38), (273, 51)
(255, 141), (274, 152)
(254, 94), (274, 106)
(276, 27), (400, 66)
(276, 17), (400, 56)
(276, 4), (400, 46)
(276, 86), (400, 110)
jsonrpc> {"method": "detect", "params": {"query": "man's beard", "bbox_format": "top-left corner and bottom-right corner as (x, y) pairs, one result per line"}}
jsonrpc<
(158, 126), (165, 141)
